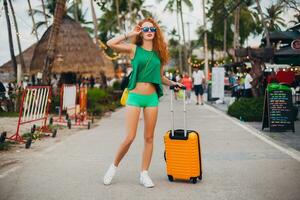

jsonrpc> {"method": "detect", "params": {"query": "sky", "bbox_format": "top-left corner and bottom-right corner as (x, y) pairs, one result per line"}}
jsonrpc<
(0, 0), (297, 65)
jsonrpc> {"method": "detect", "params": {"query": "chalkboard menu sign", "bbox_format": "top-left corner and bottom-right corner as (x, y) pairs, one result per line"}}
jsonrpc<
(262, 84), (295, 132)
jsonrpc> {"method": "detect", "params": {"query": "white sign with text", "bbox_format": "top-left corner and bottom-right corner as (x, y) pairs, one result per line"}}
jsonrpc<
(212, 67), (225, 99)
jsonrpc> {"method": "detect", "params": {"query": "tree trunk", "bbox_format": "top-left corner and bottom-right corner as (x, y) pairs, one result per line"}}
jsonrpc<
(179, 2), (188, 74)
(8, 0), (26, 73)
(223, 17), (227, 56)
(255, 0), (270, 47)
(42, 0), (66, 84)
(90, 0), (99, 44)
(202, 0), (209, 79)
(41, 0), (48, 28)
(73, 0), (79, 22)
(115, 0), (121, 31)
(4, 0), (17, 79)
(27, 0), (39, 41)
(233, 0), (240, 62)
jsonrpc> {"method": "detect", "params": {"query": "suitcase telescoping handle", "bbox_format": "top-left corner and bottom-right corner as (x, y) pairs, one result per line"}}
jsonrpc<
(170, 85), (187, 137)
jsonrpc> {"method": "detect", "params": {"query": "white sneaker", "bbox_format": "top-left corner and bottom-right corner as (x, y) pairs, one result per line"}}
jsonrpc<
(139, 171), (155, 188)
(103, 164), (117, 185)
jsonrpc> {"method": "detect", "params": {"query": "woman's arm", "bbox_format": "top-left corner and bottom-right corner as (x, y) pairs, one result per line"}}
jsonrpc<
(160, 66), (184, 87)
(106, 25), (141, 56)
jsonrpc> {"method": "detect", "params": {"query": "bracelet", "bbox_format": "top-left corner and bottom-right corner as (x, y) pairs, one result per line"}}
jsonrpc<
(124, 33), (127, 40)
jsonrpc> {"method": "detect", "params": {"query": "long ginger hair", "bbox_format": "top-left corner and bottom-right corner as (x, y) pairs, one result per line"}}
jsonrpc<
(132, 18), (169, 66)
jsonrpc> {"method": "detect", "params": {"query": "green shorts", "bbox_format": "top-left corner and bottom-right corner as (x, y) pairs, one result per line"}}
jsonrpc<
(126, 92), (159, 108)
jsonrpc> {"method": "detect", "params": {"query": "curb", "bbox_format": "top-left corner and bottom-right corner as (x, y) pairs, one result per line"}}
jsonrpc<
(205, 103), (300, 162)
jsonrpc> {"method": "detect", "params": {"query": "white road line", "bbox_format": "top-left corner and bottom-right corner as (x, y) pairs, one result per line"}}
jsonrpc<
(0, 166), (22, 179)
(205, 104), (300, 162)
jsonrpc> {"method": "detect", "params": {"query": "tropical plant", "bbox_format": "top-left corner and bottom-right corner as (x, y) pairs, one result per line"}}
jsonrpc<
(159, 0), (193, 73)
(30, 0), (89, 31)
(94, 0), (152, 42)
(168, 28), (182, 69)
(278, 0), (300, 14)
(278, 0), (300, 25)
(255, 0), (270, 47)
(203, 0), (263, 50)
(265, 3), (285, 31)
(289, 13), (300, 25)
(90, 0), (98, 43)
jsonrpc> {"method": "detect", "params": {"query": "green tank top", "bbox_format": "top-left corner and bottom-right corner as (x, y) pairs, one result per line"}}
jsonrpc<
(127, 46), (163, 98)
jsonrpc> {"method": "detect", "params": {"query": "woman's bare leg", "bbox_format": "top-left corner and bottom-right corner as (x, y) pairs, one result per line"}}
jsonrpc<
(113, 105), (141, 167)
(141, 107), (158, 171)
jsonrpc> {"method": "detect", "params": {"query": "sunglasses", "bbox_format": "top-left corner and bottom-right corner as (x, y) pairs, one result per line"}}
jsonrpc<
(142, 27), (157, 33)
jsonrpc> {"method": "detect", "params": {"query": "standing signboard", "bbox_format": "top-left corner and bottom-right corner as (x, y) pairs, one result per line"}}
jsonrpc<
(262, 84), (295, 132)
(212, 67), (225, 99)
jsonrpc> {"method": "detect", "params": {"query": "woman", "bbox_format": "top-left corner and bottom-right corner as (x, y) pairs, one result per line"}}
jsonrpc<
(180, 72), (192, 103)
(103, 18), (182, 188)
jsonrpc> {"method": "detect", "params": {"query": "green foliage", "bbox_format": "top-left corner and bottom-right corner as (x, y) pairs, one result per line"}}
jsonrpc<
(0, 141), (16, 151)
(95, 0), (151, 41)
(87, 88), (121, 115)
(87, 88), (108, 115)
(227, 97), (264, 122)
(0, 112), (19, 117)
(201, 0), (263, 49)
(265, 3), (286, 31)
(22, 131), (44, 140)
(31, 0), (90, 32)
(49, 93), (60, 114)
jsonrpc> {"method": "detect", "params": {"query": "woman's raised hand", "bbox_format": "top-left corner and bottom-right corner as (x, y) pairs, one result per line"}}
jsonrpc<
(127, 25), (142, 37)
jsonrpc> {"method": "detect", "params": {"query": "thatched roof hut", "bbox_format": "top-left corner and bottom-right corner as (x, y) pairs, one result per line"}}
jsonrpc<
(0, 44), (36, 82)
(30, 15), (114, 77)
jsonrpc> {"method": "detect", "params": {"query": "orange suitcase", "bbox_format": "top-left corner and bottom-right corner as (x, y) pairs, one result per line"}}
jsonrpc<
(164, 86), (203, 184)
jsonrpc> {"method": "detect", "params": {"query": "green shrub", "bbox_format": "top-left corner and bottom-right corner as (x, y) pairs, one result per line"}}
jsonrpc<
(0, 112), (19, 117)
(90, 104), (105, 115)
(88, 88), (108, 106)
(227, 97), (264, 122)
(0, 141), (17, 151)
(0, 142), (11, 151)
(50, 93), (60, 114)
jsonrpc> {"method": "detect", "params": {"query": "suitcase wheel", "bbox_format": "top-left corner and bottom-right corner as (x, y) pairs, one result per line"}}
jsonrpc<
(198, 175), (202, 180)
(191, 177), (197, 184)
(168, 175), (174, 182)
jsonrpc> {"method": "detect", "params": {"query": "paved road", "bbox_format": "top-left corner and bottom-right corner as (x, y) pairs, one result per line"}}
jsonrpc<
(1, 90), (300, 200)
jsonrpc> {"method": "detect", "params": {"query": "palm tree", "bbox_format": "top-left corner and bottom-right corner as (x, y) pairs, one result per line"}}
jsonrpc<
(168, 28), (182, 71)
(233, 0), (240, 57)
(255, 0), (270, 47)
(27, 0), (39, 41)
(160, 0), (193, 73)
(8, 0), (26, 72)
(31, 0), (87, 32)
(115, 0), (121, 30)
(73, 0), (79, 21)
(178, 0), (193, 73)
(265, 3), (285, 31)
(3, 0), (17, 78)
(202, 0), (208, 78)
(90, 0), (99, 44)
(41, 0), (49, 28)
(42, 0), (67, 84)
(95, 0), (150, 40)
(289, 13), (300, 25)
